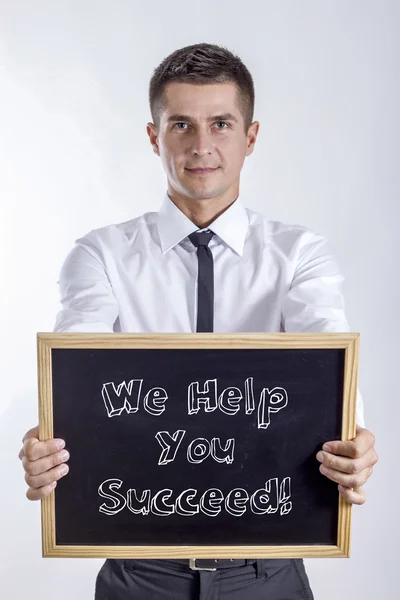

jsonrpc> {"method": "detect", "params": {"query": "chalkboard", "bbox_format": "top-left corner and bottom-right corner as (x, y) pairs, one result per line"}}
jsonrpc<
(37, 332), (359, 559)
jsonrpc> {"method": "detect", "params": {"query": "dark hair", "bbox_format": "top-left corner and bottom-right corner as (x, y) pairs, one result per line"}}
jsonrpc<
(149, 43), (255, 133)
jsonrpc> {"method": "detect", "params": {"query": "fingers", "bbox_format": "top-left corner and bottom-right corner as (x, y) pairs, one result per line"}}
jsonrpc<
(322, 427), (376, 459)
(22, 425), (39, 444)
(24, 458), (69, 492)
(22, 448), (70, 477)
(22, 435), (65, 462)
(319, 463), (373, 489)
(23, 453), (70, 500)
(19, 426), (69, 501)
(26, 481), (58, 501)
(317, 428), (378, 498)
(316, 447), (378, 475)
(338, 485), (366, 505)
(19, 427), (41, 460)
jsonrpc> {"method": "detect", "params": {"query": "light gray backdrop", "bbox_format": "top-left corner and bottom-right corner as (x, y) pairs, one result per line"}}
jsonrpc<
(0, 1), (398, 598)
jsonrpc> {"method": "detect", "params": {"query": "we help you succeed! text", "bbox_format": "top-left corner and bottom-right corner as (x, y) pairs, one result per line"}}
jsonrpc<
(97, 377), (291, 519)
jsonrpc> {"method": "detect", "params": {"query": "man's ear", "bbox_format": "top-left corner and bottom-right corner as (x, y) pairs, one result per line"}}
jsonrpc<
(147, 123), (160, 156)
(246, 121), (260, 157)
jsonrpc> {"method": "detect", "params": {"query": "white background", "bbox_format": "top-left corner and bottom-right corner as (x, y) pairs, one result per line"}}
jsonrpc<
(0, 1), (398, 598)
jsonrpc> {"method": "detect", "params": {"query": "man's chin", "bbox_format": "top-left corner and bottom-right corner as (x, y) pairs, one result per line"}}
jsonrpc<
(190, 192), (225, 202)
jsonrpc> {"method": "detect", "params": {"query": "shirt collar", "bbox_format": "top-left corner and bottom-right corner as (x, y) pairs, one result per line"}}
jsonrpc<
(157, 191), (249, 256)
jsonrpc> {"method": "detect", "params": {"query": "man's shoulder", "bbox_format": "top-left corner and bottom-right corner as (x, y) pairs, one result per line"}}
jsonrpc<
(74, 209), (158, 249)
(245, 205), (328, 247)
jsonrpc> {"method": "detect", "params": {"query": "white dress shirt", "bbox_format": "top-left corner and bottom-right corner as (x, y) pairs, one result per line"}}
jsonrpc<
(54, 190), (365, 427)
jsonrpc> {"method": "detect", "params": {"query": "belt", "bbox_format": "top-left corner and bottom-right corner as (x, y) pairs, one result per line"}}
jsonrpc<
(184, 558), (257, 571)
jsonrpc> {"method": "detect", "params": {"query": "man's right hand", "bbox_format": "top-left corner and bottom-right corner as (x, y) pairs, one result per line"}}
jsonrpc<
(18, 426), (70, 500)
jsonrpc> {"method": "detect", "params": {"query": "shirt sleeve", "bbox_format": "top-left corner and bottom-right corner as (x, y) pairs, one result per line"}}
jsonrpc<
(53, 233), (119, 333)
(281, 229), (365, 428)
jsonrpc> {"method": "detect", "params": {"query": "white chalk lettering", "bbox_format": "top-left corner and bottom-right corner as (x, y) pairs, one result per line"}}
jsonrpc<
(279, 477), (292, 515)
(218, 387), (243, 415)
(199, 488), (224, 516)
(245, 377), (255, 414)
(101, 377), (288, 429)
(188, 379), (218, 414)
(211, 437), (235, 464)
(258, 387), (288, 429)
(187, 438), (211, 464)
(127, 488), (151, 515)
(187, 379), (288, 429)
(250, 477), (279, 514)
(102, 380), (143, 417)
(98, 479), (127, 514)
(175, 489), (199, 516)
(101, 379), (168, 418)
(225, 488), (249, 516)
(156, 433), (236, 466)
(144, 388), (168, 416)
(98, 477), (292, 518)
(155, 430), (186, 465)
(151, 489), (174, 516)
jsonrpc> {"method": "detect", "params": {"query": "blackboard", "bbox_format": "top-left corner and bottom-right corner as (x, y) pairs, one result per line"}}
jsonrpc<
(37, 332), (359, 558)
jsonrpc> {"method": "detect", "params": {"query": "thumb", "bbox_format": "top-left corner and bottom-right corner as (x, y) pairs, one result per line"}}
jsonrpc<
(22, 425), (39, 444)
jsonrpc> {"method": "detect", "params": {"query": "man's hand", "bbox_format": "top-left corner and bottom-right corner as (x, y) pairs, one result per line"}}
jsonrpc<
(316, 425), (378, 505)
(18, 425), (70, 500)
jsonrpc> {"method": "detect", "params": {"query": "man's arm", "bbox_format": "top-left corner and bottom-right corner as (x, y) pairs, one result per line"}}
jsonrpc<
(19, 233), (119, 500)
(281, 229), (351, 334)
(281, 229), (378, 504)
(281, 229), (365, 427)
(53, 234), (119, 333)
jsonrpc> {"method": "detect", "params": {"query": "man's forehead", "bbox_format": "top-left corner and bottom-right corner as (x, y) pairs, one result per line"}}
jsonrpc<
(163, 81), (240, 119)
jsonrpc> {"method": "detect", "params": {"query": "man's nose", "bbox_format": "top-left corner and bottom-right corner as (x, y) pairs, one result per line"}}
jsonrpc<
(191, 130), (213, 155)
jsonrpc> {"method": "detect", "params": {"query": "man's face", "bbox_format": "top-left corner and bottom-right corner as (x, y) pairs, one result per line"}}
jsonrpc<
(147, 82), (259, 202)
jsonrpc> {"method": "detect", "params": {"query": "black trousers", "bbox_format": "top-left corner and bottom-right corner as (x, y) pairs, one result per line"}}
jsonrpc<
(94, 558), (314, 599)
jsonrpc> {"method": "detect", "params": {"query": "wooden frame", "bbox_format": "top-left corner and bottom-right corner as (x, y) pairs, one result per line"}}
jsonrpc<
(37, 332), (359, 559)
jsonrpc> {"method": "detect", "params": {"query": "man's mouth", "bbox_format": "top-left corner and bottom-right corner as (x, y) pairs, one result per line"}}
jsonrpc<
(186, 167), (219, 175)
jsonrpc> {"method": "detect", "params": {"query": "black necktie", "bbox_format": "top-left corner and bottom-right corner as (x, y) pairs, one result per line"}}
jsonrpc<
(188, 229), (215, 332)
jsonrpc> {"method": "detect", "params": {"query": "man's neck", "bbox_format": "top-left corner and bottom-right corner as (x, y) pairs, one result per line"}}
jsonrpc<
(167, 189), (239, 229)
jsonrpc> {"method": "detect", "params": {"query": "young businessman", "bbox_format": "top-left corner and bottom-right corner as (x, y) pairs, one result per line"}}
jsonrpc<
(19, 43), (378, 599)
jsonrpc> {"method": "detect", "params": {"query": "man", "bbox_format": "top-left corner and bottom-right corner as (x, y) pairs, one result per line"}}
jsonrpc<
(19, 43), (378, 599)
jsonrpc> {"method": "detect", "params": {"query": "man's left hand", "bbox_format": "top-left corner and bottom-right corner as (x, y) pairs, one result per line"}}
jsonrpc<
(316, 425), (378, 505)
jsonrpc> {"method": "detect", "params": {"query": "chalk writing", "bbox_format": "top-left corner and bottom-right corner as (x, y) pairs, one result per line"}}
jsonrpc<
(102, 377), (288, 430)
(98, 477), (292, 518)
(98, 376), (291, 519)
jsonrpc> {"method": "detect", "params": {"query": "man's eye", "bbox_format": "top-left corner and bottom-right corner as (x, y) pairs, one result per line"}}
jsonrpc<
(173, 122), (229, 130)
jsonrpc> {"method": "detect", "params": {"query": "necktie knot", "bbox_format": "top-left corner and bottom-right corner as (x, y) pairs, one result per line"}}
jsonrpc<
(188, 230), (214, 248)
